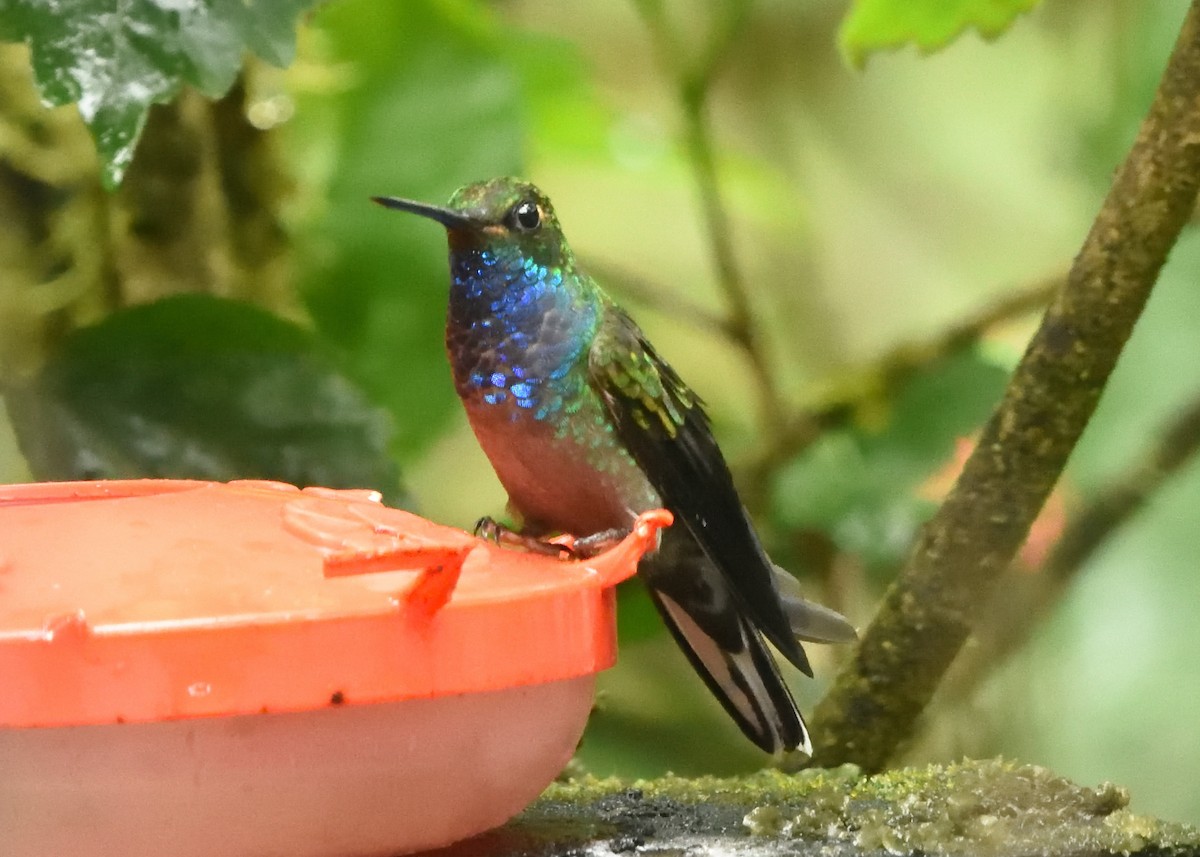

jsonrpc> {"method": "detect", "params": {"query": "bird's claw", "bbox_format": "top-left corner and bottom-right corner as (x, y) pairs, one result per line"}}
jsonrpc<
(567, 527), (630, 559)
(473, 516), (502, 543)
(473, 516), (577, 559)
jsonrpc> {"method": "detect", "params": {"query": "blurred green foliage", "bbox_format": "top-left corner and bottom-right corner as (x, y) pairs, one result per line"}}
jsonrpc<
(2, 0), (1199, 830)
(290, 0), (526, 459)
(773, 349), (1009, 573)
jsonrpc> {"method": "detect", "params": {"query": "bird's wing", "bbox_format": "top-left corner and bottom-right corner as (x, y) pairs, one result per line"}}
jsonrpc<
(587, 305), (810, 675)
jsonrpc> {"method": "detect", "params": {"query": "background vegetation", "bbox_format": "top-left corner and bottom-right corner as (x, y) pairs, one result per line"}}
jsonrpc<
(2, 0), (1198, 828)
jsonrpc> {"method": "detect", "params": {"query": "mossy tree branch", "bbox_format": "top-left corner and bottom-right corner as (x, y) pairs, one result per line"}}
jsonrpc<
(807, 0), (1200, 771)
(934, 386), (1200, 716)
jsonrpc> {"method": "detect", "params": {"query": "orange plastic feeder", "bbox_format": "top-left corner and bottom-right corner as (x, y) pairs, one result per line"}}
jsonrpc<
(0, 479), (669, 857)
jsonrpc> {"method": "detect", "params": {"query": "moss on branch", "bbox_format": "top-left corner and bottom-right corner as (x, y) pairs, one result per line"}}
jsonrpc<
(442, 760), (1198, 857)
(808, 0), (1200, 771)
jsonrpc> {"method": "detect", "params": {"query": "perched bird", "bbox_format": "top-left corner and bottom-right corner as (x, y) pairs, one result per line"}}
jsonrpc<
(374, 178), (855, 754)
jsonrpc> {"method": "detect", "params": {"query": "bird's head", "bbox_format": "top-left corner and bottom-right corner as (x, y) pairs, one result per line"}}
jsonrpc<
(374, 177), (573, 271)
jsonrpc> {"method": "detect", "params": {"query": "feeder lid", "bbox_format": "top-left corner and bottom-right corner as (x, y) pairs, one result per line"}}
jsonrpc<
(0, 479), (668, 728)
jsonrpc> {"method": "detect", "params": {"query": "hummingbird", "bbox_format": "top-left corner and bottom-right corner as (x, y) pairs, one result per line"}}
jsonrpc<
(374, 177), (855, 755)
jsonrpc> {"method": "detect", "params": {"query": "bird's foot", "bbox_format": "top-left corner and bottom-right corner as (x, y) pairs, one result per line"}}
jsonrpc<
(473, 516), (574, 559)
(562, 527), (631, 559)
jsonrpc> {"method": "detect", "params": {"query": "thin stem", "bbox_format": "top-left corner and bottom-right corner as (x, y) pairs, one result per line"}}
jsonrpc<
(633, 0), (786, 437)
(680, 96), (785, 435)
(583, 256), (735, 340)
(629, 0), (684, 76)
(1044, 394), (1200, 578)
(806, 0), (1200, 772)
(750, 272), (1063, 480)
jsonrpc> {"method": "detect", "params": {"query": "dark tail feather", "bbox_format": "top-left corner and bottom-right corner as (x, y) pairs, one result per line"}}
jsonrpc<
(647, 588), (811, 755)
(772, 564), (859, 645)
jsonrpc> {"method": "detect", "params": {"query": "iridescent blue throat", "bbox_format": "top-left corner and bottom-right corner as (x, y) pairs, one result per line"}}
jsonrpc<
(447, 246), (597, 422)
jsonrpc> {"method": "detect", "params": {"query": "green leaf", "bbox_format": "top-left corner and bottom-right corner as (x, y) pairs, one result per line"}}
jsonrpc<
(6, 295), (406, 507)
(290, 0), (525, 460)
(773, 349), (1009, 572)
(840, 0), (1041, 68)
(0, 0), (316, 187)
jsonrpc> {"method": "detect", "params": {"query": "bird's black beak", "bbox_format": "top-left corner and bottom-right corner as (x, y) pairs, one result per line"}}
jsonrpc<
(372, 196), (475, 231)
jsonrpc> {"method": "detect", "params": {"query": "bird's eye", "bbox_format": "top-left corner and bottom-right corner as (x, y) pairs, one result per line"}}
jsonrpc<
(509, 200), (541, 232)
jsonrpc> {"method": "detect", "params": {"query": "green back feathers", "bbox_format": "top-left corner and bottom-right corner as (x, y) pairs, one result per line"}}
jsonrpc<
(589, 307), (698, 439)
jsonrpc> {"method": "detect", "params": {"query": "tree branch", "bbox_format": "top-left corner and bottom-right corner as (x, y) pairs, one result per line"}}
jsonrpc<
(806, 0), (1200, 771)
(940, 387), (1200, 711)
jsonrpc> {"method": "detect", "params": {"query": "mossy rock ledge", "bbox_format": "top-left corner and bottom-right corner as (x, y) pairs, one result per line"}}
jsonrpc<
(433, 758), (1199, 857)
